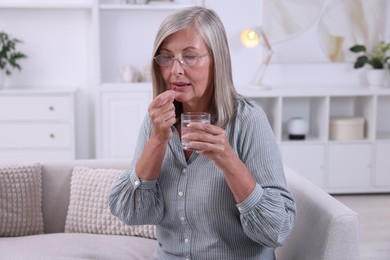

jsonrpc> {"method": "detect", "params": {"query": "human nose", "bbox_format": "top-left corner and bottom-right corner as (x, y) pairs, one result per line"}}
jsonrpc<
(171, 57), (185, 74)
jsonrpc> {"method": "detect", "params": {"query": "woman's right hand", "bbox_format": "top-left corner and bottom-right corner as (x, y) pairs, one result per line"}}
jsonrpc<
(135, 90), (176, 181)
(148, 90), (176, 143)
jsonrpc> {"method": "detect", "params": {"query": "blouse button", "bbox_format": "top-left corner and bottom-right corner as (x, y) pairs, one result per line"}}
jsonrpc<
(182, 168), (187, 174)
(184, 238), (189, 243)
(134, 180), (140, 187)
(178, 191), (184, 197)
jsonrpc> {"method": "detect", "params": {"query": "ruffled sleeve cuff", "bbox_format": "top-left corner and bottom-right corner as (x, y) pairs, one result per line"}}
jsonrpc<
(236, 184), (265, 214)
(129, 171), (158, 190)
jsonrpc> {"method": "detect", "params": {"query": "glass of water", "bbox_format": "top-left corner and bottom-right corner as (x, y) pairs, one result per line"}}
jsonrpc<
(181, 112), (211, 150)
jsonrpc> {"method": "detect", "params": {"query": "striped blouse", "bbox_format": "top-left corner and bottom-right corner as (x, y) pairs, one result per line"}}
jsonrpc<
(109, 97), (296, 260)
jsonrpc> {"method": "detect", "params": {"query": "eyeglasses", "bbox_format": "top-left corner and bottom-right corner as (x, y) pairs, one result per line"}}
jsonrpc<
(154, 53), (210, 67)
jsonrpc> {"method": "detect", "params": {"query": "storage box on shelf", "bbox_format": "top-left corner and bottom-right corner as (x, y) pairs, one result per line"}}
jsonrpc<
(0, 89), (76, 161)
(329, 116), (365, 141)
(239, 86), (390, 194)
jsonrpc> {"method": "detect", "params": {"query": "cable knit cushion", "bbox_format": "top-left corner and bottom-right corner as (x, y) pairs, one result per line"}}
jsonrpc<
(0, 163), (44, 237)
(64, 166), (156, 239)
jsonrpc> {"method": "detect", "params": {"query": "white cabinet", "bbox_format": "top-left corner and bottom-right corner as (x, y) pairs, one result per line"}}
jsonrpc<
(281, 144), (325, 188)
(0, 89), (76, 161)
(240, 86), (390, 194)
(374, 97), (390, 187)
(96, 84), (151, 159)
(327, 143), (371, 190)
(374, 142), (390, 187)
(376, 96), (390, 139)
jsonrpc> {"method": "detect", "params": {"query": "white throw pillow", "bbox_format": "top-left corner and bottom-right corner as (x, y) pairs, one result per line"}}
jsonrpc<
(64, 166), (156, 239)
(0, 163), (44, 237)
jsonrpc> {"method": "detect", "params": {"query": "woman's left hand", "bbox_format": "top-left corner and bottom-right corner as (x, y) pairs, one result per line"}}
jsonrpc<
(182, 123), (235, 166)
(184, 123), (257, 203)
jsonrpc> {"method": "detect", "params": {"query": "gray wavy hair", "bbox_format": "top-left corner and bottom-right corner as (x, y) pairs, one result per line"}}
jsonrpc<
(151, 6), (239, 128)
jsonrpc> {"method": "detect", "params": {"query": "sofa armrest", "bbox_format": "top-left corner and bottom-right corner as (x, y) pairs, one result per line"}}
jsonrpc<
(276, 166), (360, 260)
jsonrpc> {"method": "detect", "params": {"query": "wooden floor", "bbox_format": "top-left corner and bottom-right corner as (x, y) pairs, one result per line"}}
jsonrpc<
(333, 194), (390, 260)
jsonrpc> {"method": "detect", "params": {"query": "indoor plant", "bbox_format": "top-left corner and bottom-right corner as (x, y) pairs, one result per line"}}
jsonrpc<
(349, 41), (390, 87)
(0, 31), (27, 89)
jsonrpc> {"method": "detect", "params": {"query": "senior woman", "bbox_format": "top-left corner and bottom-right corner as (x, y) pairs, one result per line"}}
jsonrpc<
(109, 6), (296, 260)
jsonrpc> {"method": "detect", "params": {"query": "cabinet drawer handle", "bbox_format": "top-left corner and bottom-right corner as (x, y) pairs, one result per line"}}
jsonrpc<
(49, 133), (55, 139)
(49, 106), (55, 111)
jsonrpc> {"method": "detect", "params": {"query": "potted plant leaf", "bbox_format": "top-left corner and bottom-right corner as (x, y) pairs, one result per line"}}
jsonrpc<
(0, 31), (27, 89)
(349, 41), (390, 87)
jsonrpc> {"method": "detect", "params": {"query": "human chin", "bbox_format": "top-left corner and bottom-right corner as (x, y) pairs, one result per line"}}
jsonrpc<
(173, 91), (188, 103)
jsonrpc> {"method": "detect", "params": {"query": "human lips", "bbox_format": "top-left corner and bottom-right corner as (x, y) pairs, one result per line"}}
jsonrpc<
(172, 82), (191, 91)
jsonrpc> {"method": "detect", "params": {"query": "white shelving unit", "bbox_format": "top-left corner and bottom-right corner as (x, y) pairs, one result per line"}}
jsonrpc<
(239, 86), (390, 194)
(98, 82), (390, 194)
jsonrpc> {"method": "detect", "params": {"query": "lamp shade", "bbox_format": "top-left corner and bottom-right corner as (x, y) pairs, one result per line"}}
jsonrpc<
(240, 29), (259, 48)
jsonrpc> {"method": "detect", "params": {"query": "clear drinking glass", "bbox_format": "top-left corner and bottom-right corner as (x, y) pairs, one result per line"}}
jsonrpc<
(181, 112), (211, 150)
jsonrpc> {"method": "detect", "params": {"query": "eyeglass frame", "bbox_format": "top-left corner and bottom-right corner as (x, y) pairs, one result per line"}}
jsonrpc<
(154, 53), (211, 67)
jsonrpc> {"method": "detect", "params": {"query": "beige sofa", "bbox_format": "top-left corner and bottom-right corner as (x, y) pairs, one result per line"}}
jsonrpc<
(0, 160), (360, 260)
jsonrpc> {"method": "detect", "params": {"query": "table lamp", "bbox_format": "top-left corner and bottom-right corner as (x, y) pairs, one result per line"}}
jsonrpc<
(240, 28), (273, 90)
